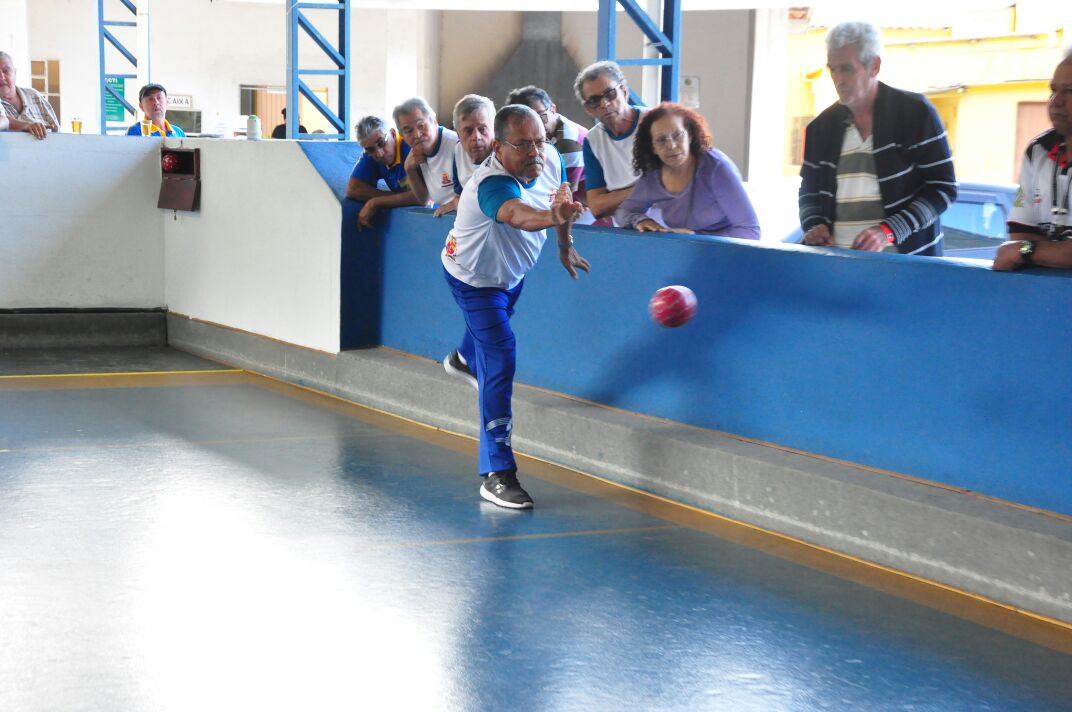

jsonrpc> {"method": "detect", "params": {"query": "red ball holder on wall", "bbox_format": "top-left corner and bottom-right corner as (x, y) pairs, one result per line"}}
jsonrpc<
(158, 147), (200, 211)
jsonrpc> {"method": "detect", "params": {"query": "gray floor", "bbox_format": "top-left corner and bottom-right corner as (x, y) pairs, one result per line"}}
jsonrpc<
(0, 348), (1069, 711)
(0, 346), (227, 376)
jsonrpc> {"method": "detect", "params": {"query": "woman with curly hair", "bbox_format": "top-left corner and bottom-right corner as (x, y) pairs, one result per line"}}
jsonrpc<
(617, 102), (759, 238)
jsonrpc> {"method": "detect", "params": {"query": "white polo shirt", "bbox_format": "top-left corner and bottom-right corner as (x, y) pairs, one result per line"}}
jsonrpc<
(419, 126), (460, 206)
(442, 144), (566, 290)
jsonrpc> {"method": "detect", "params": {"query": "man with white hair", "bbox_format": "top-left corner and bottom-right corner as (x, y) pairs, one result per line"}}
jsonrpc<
(397, 96), (460, 208)
(441, 104), (589, 509)
(799, 21), (956, 256)
(434, 94), (496, 217)
(0, 51), (58, 139)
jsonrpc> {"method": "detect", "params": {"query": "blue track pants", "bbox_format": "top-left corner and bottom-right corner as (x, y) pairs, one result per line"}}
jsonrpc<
(444, 269), (524, 476)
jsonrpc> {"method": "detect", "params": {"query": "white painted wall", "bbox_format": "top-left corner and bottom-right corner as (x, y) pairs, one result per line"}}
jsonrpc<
(19, 1), (762, 172)
(0, 132), (164, 308)
(25, 0), (98, 132)
(163, 139), (342, 353)
(22, 1), (441, 137)
(748, 8), (788, 185)
(1, 131), (343, 352)
(0, 0), (30, 77)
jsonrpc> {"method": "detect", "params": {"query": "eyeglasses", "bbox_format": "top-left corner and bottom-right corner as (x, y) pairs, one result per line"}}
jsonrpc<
(502, 138), (547, 153)
(653, 129), (689, 149)
(583, 84), (621, 110)
(535, 109), (552, 121)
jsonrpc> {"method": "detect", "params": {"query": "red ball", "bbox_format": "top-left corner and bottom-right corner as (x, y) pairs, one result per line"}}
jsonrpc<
(161, 153), (179, 173)
(649, 285), (697, 328)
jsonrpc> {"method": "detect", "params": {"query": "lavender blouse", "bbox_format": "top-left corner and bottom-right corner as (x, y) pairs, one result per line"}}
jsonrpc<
(617, 148), (760, 239)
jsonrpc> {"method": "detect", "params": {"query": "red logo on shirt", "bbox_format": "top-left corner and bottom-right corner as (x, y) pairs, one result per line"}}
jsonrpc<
(445, 232), (457, 258)
(441, 172), (452, 187)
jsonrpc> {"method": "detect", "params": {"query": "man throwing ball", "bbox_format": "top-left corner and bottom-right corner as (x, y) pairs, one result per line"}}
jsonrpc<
(441, 104), (589, 509)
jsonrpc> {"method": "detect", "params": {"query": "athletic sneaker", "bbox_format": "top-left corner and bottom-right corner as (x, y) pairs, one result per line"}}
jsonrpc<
(480, 470), (534, 509)
(443, 350), (478, 389)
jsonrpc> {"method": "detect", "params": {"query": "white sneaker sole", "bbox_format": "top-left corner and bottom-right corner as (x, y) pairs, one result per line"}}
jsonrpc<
(479, 483), (534, 509)
(443, 353), (478, 390)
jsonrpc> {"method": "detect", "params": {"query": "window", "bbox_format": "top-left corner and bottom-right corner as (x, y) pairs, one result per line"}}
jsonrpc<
(31, 59), (61, 118)
(167, 110), (202, 134)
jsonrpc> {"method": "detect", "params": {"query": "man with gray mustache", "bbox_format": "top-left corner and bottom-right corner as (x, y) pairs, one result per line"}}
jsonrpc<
(441, 104), (589, 509)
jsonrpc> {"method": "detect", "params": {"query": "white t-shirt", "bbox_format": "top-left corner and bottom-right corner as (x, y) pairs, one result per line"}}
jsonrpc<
(442, 145), (566, 290)
(583, 107), (647, 192)
(452, 141), (487, 195)
(419, 127), (460, 206)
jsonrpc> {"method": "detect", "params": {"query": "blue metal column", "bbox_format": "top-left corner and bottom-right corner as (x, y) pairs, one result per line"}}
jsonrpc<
(97, 0), (139, 134)
(286, 0), (351, 140)
(596, 0), (681, 103)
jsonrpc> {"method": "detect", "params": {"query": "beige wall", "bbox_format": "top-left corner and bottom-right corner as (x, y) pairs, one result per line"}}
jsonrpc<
(438, 9), (755, 177)
(437, 12), (522, 120)
(942, 85), (1051, 184)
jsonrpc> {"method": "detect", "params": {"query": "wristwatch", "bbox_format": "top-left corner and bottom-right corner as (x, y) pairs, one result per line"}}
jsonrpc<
(558, 234), (574, 249)
(1018, 240), (1036, 265)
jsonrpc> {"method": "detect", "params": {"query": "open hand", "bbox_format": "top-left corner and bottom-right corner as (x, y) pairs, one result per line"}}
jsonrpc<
(558, 244), (591, 279)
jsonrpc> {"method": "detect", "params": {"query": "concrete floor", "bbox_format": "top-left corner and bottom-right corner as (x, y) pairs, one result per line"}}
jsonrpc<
(0, 349), (1069, 711)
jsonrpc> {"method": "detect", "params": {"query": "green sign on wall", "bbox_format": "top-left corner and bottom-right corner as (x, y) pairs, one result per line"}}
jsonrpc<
(105, 77), (127, 123)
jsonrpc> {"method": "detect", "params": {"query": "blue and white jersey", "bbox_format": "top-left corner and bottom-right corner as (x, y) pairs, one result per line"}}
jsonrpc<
(582, 106), (648, 192)
(419, 126), (460, 206)
(442, 144), (566, 290)
(452, 141), (487, 195)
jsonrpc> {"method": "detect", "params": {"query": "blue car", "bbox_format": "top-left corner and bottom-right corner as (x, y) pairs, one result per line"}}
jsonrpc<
(772, 181), (1017, 260)
(941, 182), (1018, 259)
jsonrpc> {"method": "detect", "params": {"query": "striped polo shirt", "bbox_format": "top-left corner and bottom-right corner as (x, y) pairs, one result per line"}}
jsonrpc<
(832, 123), (886, 248)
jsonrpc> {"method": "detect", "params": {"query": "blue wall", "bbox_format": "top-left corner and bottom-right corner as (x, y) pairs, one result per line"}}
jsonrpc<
(340, 204), (1072, 517)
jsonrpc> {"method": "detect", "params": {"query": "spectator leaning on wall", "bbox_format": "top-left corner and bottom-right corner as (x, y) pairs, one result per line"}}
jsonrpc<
(398, 96), (460, 209)
(618, 102), (760, 239)
(345, 115), (423, 230)
(0, 50), (59, 140)
(798, 21), (956, 256)
(993, 49), (1072, 271)
(575, 60), (648, 225)
(434, 93), (496, 218)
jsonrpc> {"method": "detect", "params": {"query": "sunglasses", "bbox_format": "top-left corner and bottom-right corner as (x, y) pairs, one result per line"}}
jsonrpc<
(583, 84), (621, 110)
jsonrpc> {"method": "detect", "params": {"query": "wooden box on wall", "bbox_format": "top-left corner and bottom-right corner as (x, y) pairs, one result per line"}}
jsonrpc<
(159, 147), (200, 211)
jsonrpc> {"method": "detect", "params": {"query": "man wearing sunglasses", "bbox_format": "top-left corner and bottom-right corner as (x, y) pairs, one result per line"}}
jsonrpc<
(346, 114), (422, 230)
(574, 60), (647, 224)
(441, 105), (589, 510)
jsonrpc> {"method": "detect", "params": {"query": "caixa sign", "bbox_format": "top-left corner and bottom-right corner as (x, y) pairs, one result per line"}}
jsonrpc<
(167, 94), (193, 109)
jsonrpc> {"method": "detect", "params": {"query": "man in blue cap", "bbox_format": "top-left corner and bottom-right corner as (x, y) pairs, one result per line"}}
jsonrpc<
(127, 83), (185, 137)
